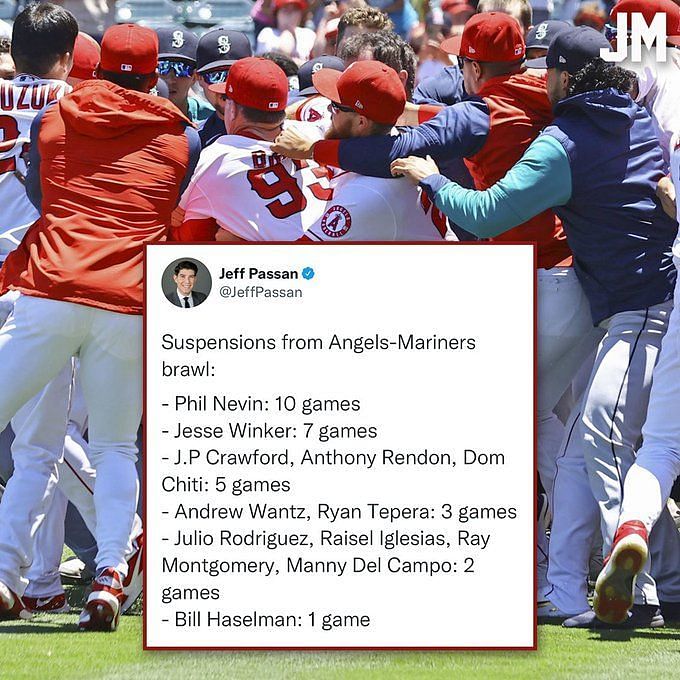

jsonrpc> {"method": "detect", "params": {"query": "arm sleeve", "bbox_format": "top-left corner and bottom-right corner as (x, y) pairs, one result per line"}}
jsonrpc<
(421, 135), (572, 238)
(25, 105), (52, 212)
(312, 98), (490, 178)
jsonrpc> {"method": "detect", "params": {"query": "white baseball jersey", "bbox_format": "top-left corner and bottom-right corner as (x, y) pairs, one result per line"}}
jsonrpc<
(179, 124), (331, 241)
(626, 48), (680, 166)
(0, 75), (70, 260)
(306, 169), (452, 241)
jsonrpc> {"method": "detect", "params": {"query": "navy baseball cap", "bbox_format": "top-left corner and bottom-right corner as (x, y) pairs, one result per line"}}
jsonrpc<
(297, 56), (344, 96)
(525, 20), (571, 68)
(157, 26), (199, 62)
(196, 28), (252, 74)
(546, 26), (612, 75)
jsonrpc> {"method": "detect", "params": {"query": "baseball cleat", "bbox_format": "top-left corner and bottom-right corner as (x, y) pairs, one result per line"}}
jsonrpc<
(537, 599), (571, 621)
(78, 568), (125, 632)
(563, 605), (664, 629)
(121, 531), (143, 614)
(594, 520), (648, 624)
(23, 592), (70, 614)
(0, 581), (33, 620)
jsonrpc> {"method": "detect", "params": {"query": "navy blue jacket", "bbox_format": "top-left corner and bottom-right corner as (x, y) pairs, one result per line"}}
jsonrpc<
(544, 89), (677, 324)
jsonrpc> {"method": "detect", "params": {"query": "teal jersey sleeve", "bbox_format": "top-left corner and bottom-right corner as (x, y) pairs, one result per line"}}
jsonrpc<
(426, 135), (573, 238)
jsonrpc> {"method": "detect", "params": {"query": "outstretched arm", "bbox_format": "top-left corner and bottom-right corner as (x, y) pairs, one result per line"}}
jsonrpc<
(409, 135), (572, 238)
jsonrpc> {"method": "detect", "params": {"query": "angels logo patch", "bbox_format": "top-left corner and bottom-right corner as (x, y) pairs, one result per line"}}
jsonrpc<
(321, 205), (352, 238)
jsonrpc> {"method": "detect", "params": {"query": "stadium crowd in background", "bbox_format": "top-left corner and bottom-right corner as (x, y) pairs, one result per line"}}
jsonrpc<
(0, 0), (678, 635)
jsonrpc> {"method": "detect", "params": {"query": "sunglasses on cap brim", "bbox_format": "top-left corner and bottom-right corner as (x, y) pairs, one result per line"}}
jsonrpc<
(200, 69), (229, 85)
(157, 60), (195, 78)
(329, 100), (356, 114)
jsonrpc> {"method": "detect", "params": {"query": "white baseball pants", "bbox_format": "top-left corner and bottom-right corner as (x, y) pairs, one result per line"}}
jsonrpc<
(24, 372), (143, 598)
(535, 267), (603, 596)
(547, 299), (680, 614)
(618, 254), (680, 533)
(0, 294), (141, 595)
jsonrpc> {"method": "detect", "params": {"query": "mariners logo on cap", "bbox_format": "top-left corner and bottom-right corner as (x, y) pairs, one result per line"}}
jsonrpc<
(312, 62), (323, 73)
(218, 35), (231, 55)
(172, 30), (185, 48)
(535, 22), (548, 40)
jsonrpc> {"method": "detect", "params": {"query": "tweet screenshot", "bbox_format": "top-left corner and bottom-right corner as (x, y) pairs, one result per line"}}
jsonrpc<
(144, 244), (535, 650)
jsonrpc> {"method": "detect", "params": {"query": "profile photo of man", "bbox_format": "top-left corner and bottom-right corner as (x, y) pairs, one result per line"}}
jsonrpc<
(166, 260), (207, 308)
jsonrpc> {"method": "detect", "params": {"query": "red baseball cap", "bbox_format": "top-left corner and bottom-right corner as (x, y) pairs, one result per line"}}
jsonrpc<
(313, 60), (406, 126)
(209, 57), (288, 112)
(441, 0), (474, 16)
(441, 12), (525, 62)
(274, 0), (307, 11)
(69, 32), (100, 81)
(100, 24), (158, 75)
(610, 0), (680, 47)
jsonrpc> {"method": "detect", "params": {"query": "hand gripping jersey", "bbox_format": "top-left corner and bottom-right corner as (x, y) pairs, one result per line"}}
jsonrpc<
(0, 75), (70, 260)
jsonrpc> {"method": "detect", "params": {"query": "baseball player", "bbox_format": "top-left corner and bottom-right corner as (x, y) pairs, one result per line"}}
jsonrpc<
(0, 22), (200, 631)
(156, 25), (213, 124)
(174, 57), (331, 243)
(304, 61), (451, 242)
(287, 55), (345, 134)
(0, 8), (71, 257)
(593, 134), (680, 626)
(195, 28), (253, 148)
(391, 27), (680, 628)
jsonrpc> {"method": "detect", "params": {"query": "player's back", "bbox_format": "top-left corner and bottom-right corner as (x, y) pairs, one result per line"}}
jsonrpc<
(181, 130), (332, 241)
(0, 75), (69, 260)
(305, 171), (452, 242)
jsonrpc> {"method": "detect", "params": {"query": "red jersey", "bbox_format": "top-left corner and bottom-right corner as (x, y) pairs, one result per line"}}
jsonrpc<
(0, 80), (198, 314)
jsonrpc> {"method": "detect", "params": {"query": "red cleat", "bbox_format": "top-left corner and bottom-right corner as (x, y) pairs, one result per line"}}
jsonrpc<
(594, 520), (649, 624)
(23, 592), (70, 614)
(0, 581), (33, 620)
(121, 531), (143, 614)
(78, 568), (125, 632)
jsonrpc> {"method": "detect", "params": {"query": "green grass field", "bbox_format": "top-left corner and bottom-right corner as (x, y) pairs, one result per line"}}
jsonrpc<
(1, 608), (678, 680)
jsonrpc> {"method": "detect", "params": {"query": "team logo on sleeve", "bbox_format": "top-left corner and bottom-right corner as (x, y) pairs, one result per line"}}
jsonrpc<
(321, 205), (352, 238)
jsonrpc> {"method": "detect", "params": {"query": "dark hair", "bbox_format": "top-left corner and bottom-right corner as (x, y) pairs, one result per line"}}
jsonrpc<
(0, 38), (10, 55)
(567, 58), (636, 98)
(174, 260), (198, 275)
(339, 31), (416, 100)
(237, 103), (286, 126)
(99, 69), (157, 92)
(337, 6), (393, 46)
(261, 52), (298, 78)
(11, 2), (78, 77)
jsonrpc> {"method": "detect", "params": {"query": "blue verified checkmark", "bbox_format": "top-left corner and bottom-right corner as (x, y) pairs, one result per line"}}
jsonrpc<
(301, 267), (315, 280)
